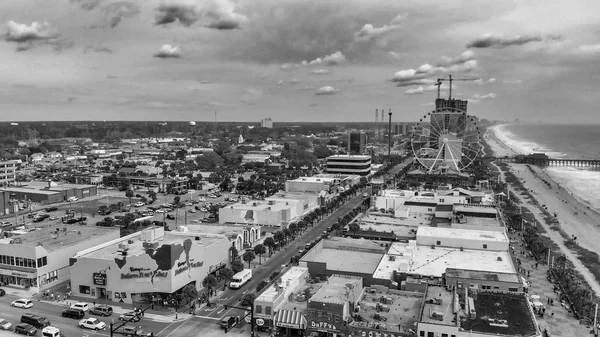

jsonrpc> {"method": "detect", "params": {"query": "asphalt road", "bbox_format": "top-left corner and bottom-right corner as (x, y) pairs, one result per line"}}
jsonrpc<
(199, 187), (372, 321)
(0, 295), (169, 337)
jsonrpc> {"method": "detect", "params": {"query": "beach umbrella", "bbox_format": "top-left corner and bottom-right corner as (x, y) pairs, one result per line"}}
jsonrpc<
(530, 294), (540, 300)
(532, 301), (543, 307)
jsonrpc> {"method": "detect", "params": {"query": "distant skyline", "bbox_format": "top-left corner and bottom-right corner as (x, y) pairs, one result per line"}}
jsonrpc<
(1, 0), (599, 123)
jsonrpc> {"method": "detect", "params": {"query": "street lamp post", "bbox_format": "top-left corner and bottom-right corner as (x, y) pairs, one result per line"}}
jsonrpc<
(103, 266), (111, 306)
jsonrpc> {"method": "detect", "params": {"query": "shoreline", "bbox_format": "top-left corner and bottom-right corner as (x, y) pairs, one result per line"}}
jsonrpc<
(484, 126), (600, 253)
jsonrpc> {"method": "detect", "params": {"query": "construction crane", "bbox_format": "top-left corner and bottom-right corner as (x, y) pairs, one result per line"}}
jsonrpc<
(434, 75), (481, 100)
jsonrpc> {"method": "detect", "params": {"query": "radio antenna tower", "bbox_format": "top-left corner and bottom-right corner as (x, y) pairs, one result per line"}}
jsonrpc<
(375, 109), (379, 143)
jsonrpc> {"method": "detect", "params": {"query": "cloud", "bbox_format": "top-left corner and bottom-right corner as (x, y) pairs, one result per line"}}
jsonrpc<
(5, 21), (57, 42)
(392, 51), (478, 86)
(577, 44), (600, 53)
(154, 0), (248, 29)
(466, 33), (542, 48)
(83, 45), (113, 54)
(405, 87), (424, 95)
(300, 86), (315, 91)
(471, 93), (496, 100)
(502, 79), (522, 84)
(71, 0), (102, 10)
(354, 14), (405, 42)
(290, 78), (299, 84)
(154, 44), (182, 58)
(315, 86), (339, 95)
(474, 77), (496, 85)
(388, 51), (401, 60)
(280, 63), (300, 71)
(277, 80), (284, 86)
(104, 2), (141, 28)
(311, 69), (331, 75)
(302, 51), (346, 66)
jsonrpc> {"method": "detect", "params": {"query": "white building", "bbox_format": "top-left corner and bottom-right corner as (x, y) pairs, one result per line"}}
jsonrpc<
(325, 155), (371, 176)
(70, 226), (230, 304)
(261, 118), (273, 128)
(416, 226), (509, 251)
(285, 174), (360, 193)
(0, 161), (17, 186)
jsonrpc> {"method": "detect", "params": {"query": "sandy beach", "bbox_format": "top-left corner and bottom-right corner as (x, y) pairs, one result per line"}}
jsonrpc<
(486, 125), (600, 252)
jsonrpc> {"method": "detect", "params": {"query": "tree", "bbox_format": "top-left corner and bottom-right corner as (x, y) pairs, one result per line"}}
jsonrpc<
(240, 292), (256, 307)
(180, 283), (198, 306)
(288, 223), (298, 239)
(202, 275), (218, 298)
(231, 259), (244, 273)
(221, 268), (234, 283)
(148, 190), (157, 202)
(174, 196), (181, 205)
(253, 244), (266, 265)
(230, 246), (239, 263)
(263, 237), (276, 257)
(242, 250), (256, 269)
(331, 222), (341, 235)
(257, 280), (268, 292)
(349, 222), (360, 234)
(125, 188), (134, 205)
(274, 231), (285, 247)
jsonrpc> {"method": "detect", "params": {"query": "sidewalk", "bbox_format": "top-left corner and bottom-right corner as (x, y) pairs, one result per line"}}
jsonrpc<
(6, 283), (193, 324)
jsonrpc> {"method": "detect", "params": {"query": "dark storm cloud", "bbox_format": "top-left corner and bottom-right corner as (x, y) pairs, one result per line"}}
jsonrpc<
(154, 0), (247, 29)
(466, 33), (542, 48)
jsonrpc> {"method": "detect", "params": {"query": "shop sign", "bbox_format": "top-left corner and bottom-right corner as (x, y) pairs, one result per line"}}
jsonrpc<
(353, 330), (399, 337)
(277, 321), (300, 329)
(121, 270), (168, 279)
(93, 273), (106, 286)
(310, 321), (338, 331)
(174, 261), (204, 276)
(12, 272), (29, 278)
(256, 318), (265, 326)
(209, 260), (226, 273)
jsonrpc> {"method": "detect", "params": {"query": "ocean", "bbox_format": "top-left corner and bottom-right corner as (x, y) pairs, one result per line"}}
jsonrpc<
(493, 124), (600, 210)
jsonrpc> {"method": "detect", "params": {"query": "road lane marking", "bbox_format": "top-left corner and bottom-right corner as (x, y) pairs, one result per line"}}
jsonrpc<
(216, 309), (223, 315)
(192, 316), (220, 321)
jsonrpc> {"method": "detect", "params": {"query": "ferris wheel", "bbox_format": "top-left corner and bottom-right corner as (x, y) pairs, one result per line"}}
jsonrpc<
(411, 107), (482, 174)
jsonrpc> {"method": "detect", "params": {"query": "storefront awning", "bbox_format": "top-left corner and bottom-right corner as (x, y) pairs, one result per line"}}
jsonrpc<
(0, 268), (37, 279)
(274, 310), (307, 329)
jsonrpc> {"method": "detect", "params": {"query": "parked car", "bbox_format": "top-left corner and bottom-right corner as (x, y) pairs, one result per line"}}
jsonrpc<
(0, 288), (5, 296)
(12, 299), (33, 309)
(61, 308), (84, 319)
(78, 318), (106, 331)
(89, 305), (113, 317)
(134, 202), (145, 207)
(116, 326), (150, 337)
(187, 209), (196, 213)
(49, 216), (59, 221)
(166, 214), (175, 220)
(70, 302), (89, 312)
(44, 207), (58, 212)
(119, 312), (141, 322)
(67, 197), (78, 202)
(14, 324), (37, 336)
(0, 318), (13, 330)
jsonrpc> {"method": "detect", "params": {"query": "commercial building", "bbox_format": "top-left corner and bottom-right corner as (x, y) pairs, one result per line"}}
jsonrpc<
(0, 187), (63, 205)
(0, 222), (118, 290)
(242, 153), (271, 164)
(0, 161), (17, 187)
(261, 118), (273, 128)
(348, 132), (368, 155)
(417, 285), (540, 337)
(325, 155), (371, 176)
(185, 224), (262, 253)
(393, 123), (409, 135)
(69, 226), (230, 304)
(254, 266), (311, 334)
(219, 193), (317, 227)
(415, 227), (509, 251)
(444, 268), (525, 294)
(285, 174), (360, 193)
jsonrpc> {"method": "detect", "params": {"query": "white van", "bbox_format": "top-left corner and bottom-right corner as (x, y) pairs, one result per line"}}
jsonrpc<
(42, 326), (63, 337)
(229, 269), (252, 289)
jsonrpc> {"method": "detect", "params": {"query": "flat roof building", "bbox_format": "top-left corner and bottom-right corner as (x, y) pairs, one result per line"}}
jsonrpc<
(0, 161), (17, 187)
(69, 226), (230, 304)
(285, 174), (360, 193)
(416, 226), (510, 251)
(326, 155), (371, 176)
(0, 222), (119, 291)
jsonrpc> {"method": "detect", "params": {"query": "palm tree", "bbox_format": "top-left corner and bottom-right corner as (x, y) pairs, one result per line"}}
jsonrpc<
(297, 221), (307, 233)
(349, 222), (360, 235)
(283, 228), (292, 243)
(274, 231), (285, 248)
(288, 223), (298, 239)
(263, 237), (276, 257)
(202, 275), (218, 300)
(242, 250), (256, 269)
(253, 244), (266, 264)
(331, 222), (341, 235)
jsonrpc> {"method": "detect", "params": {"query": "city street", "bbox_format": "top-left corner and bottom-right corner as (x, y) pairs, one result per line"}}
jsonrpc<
(0, 295), (169, 337)
(197, 188), (371, 322)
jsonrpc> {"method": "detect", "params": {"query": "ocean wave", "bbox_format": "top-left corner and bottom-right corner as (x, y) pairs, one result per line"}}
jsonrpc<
(546, 167), (600, 210)
(491, 124), (566, 158)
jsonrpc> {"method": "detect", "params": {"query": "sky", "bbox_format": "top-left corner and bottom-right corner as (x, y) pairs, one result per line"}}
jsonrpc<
(1, 0), (600, 123)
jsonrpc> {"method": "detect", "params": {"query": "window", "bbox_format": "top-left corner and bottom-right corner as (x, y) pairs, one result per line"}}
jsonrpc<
(436, 241), (441, 245)
(439, 199), (445, 203)
(255, 305), (262, 314)
(483, 244), (488, 249)
(419, 332), (425, 337)
(37, 257), (47, 268)
(508, 287), (518, 292)
(79, 285), (91, 295)
(494, 286), (500, 290)
(451, 335), (457, 337)
(265, 306), (271, 315)
(442, 334), (449, 337)
(428, 332), (434, 337)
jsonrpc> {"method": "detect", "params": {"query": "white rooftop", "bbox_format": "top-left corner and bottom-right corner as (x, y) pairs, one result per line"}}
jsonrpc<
(373, 243), (515, 280)
(256, 266), (308, 302)
(417, 226), (509, 243)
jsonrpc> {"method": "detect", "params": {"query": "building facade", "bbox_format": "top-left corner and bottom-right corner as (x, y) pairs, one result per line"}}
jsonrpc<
(70, 227), (230, 304)
(0, 161), (17, 187)
(348, 133), (368, 155)
(325, 155), (371, 176)
(0, 224), (119, 290)
(261, 118), (274, 128)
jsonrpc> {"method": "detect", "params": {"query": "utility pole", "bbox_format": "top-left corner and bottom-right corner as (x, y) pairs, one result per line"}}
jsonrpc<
(223, 304), (254, 335)
(388, 109), (392, 161)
